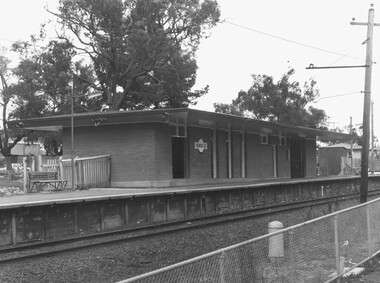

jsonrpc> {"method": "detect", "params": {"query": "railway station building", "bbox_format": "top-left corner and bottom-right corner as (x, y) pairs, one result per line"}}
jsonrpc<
(8, 108), (351, 187)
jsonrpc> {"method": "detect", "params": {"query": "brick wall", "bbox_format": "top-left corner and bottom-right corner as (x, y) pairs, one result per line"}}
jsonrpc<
(154, 123), (173, 180)
(277, 144), (291, 178)
(258, 143), (274, 179)
(245, 133), (289, 179)
(245, 133), (261, 179)
(63, 123), (166, 182)
(63, 122), (313, 184)
(188, 126), (213, 179)
(231, 132), (242, 178)
(217, 130), (228, 179)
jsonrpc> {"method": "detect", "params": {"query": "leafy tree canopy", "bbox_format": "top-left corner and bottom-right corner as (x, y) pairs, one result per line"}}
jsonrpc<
(214, 69), (328, 129)
(0, 55), (25, 165)
(51, 0), (220, 110)
(9, 38), (97, 155)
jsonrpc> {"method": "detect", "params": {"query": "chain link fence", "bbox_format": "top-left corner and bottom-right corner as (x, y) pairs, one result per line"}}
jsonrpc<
(120, 197), (380, 283)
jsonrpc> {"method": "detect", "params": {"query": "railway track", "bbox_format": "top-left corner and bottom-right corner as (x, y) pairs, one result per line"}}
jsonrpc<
(0, 191), (373, 264)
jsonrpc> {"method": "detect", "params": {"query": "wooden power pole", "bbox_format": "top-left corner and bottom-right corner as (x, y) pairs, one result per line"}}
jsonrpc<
(351, 5), (380, 203)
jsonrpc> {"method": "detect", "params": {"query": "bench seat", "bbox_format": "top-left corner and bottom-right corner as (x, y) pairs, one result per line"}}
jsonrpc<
(28, 172), (68, 192)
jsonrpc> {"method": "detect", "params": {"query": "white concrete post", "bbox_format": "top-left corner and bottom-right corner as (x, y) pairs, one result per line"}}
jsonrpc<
(268, 221), (284, 258)
(59, 156), (64, 180)
(31, 155), (35, 172)
(22, 157), (27, 192)
(38, 155), (43, 172)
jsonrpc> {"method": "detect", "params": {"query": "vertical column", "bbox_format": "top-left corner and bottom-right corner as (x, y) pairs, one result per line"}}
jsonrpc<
(241, 125), (246, 178)
(228, 123), (232, 178)
(213, 126), (217, 178)
(38, 155), (43, 172)
(23, 157), (27, 192)
(351, 6), (376, 203)
(273, 145), (278, 178)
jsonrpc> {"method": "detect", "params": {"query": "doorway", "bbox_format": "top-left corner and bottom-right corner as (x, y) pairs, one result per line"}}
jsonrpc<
(172, 137), (185, 178)
(290, 137), (306, 178)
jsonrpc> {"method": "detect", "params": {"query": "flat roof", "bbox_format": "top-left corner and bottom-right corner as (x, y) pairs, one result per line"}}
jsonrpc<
(7, 108), (352, 142)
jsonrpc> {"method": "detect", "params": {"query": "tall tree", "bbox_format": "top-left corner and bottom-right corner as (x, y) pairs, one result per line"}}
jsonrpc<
(0, 56), (27, 168)
(51, 0), (220, 110)
(214, 69), (328, 129)
(10, 39), (97, 155)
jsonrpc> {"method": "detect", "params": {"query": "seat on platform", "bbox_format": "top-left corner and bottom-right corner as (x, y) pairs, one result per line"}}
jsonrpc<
(28, 171), (67, 192)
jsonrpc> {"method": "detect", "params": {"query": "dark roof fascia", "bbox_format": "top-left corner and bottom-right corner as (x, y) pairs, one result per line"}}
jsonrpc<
(7, 108), (352, 141)
(186, 109), (352, 141)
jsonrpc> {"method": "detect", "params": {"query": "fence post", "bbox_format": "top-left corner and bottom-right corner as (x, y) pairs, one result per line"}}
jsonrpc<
(334, 214), (343, 281)
(289, 228), (296, 281)
(268, 221), (284, 259)
(219, 251), (225, 283)
(38, 155), (42, 172)
(23, 157), (27, 192)
(59, 157), (64, 180)
(31, 155), (35, 172)
(367, 204), (373, 261)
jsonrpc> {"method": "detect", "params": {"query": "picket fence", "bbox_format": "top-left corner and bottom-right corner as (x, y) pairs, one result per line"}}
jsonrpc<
(40, 154), (111, 189)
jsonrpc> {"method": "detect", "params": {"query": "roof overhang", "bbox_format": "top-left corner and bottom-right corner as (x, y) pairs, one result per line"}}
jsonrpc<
(7, 108), (352, 142)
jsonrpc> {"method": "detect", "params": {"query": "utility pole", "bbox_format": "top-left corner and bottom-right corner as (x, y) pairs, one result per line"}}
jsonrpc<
(351, 4), (380, 203)
(371, 100), (374, 175)
(350, 116), (353, 170)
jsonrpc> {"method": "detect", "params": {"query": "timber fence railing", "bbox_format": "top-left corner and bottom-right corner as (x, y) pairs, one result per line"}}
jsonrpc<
(40, 155), (111, 189)
(120, 197), (380, 283)
(61, 154), (111, 189)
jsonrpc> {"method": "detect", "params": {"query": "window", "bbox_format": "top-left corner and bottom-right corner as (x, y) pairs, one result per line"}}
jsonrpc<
(170, 116), (187, 138)
(279, 132), (287, 146)
(261, 133), (268, 144)
(171, 124), (187, 138)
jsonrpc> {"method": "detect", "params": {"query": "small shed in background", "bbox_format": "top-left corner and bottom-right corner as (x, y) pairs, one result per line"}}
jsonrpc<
(318, 143), (362, 176)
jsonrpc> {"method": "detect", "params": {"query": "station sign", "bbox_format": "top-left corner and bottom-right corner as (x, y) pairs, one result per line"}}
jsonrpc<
(195, 139), (207, 153)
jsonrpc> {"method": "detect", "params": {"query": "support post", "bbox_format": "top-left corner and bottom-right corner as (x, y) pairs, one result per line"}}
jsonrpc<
(22, 157), (27, 192)
(371, 100), (374, 175)
(349, 117), (353, 170)
(241, 125), (246, 178)
(71, 78), (75, 190)
(38, 155), (42, 172)
(351, 5), (379, 203)
(213, 125), (217, 178)
(228, 123), (232, 178)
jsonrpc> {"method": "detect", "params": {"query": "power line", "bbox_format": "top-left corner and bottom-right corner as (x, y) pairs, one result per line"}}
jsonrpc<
(327, 44), (366, 66)
(314, 91), (362, 102)
(223, 20), (365, 62)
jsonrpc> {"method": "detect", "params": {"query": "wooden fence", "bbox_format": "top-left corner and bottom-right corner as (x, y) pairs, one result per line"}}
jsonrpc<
(35, 154), (111, 190)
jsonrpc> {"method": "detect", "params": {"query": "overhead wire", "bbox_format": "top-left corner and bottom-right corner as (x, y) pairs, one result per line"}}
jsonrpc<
(222, 20), (365, 63)
(221, 20), (370, 102)
(314, 91), (362, 102)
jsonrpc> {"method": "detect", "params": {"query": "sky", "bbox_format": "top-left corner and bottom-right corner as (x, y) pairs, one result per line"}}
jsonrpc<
(193, 0), (380, 140)
(0, 0), (380, 139)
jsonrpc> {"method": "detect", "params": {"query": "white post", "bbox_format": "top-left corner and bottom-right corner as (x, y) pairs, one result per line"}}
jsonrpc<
(31, 155), (35, 172)
(38, 155), (43, 172)
(59, 156), (64, 180)
(22, 157), (27, 192)
(268, 221), (284, 259)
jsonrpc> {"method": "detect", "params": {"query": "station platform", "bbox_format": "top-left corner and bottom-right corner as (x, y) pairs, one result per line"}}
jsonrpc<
(0, 180), (273, 209)
(0, 175), (356, 210)
(0, 175), (367, 250)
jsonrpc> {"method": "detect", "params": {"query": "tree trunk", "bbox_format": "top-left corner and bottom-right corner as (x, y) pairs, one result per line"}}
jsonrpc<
(4, 155), (12, 171)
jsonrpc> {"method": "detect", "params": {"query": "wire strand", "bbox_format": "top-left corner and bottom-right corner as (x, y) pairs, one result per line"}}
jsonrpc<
(223, 20), (365, 63)
(315, 91), (362, 102)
